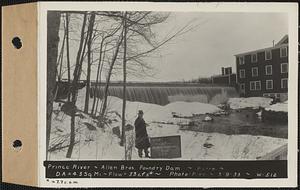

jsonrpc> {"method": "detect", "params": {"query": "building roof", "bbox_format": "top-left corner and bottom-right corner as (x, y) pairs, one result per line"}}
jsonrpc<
(235, 35), (288, 57)
(275, 35), (288, 46)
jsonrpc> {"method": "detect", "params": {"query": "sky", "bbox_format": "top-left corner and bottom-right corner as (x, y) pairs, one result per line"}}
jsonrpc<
(138, 12), (288, 82)
(57, 12), (288, 82)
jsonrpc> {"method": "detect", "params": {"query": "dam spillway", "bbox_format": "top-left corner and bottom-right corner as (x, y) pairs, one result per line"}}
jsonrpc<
(90, 83), (238, 105)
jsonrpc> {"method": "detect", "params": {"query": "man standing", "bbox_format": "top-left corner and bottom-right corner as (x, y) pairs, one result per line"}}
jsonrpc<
(134, 110), (150, 158)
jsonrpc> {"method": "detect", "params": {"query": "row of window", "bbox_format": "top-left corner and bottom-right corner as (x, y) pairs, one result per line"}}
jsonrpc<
(240, 78), (288, 91)
(238, 46), (288, 65)
(239, 63), (288, 78)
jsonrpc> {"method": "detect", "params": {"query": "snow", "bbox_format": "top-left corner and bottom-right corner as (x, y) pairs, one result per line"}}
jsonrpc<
(49, 90), (287, 160)
(50, 107), (124, 160)
(228, 97), (273, 110)
(165, 101), (220, 117)
(203, 116), (213, 121)
(228, 97), (288, 112)
(105, 96), (220, 124)
(49, 114), (287, 160)
(256, 111), (262, 118)
(146, 124), (287, 160)
(265, 101), (288, 112)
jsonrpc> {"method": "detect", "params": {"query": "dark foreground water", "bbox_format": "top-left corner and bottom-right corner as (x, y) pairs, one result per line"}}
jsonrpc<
(180, 109), (288, 139)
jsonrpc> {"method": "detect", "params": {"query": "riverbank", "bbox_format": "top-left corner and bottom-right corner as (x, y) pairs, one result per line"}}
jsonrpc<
(48, 89), (288, 160)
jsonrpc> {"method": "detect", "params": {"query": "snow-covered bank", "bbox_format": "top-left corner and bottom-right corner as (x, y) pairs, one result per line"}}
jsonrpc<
(265, 101), (288, 112)
(106, 96), (220, 125)
(147, 124), (287, 160)
(228, 97), (273, 110)
(49, 112), (287, 160)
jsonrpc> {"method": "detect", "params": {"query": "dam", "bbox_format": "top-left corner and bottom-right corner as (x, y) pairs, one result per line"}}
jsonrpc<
(90, 82), (238, 105)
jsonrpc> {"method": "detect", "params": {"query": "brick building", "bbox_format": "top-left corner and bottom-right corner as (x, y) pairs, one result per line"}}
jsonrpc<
(211, 67), (236, 86)
(235, 35), (288, 101)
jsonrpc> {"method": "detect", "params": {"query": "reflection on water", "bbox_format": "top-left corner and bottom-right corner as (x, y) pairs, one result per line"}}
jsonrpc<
(181, 109), (288, 139)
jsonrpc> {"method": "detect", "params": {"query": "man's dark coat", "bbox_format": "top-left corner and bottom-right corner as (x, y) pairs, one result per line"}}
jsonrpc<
(134, 117), (150, 149)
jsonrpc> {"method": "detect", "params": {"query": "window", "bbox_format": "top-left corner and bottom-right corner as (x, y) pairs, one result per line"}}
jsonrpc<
(251, 53), (257, 62)
(252, 67), (258, 77)
(250, 81), (255, 90)
(266, 80), (273, 90)
(281, 78), (288, 89)
(239, 69), (245, 78)
(240, 83), (245, 90)
(238, 56), (244, 65)
(280, 47), (288, 57)
(265, 50), (272, 60)
(250, 81), (261, 91)
(265, 65), (272, 75)
(281, 63), (288, 73)
(255, 81), (261, 90)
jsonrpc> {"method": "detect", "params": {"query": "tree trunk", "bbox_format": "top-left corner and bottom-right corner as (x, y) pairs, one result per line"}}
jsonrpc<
(77, 24), (89, 83)
(84, 12), (96, 113)
(57, 29), (66, 81)
(91, 38), (105, 115)
(47, 11), (61, 159)
(66, 12), (87, 158)
(121, 12), (127, 148)
(95, 44), (107, 116)
(66, 13), (71, 101)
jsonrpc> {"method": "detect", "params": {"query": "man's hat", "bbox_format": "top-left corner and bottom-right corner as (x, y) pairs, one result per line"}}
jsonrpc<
(138, 110), (144, 114)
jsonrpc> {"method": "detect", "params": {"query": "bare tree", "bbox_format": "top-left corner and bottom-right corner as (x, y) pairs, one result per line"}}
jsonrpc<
(56, 17), (66, 82)
(100, 29), (124, 118)
(84, 12), (96, 113)
(66, 13), (71, 101)
(121, 12), (128, 147)
(47, 11), (61, 159)
(66, 12), (88, 158)
(48, 11), (198, 159)
(91, 38), (106, 116)
(93, 43), (108, 116)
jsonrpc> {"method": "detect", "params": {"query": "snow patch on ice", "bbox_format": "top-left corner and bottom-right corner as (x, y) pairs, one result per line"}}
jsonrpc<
(165, 101), (220, 117)
(228, 97), (273, 110)
(265, 102), (288, 112)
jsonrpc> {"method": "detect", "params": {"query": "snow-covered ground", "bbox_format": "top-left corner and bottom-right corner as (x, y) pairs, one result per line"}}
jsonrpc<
(48, 90), (287, 160)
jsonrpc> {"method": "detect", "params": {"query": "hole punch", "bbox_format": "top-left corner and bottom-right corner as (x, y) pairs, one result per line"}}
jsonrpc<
(12, 140), (22, 151)
(12, 37), (22, 49)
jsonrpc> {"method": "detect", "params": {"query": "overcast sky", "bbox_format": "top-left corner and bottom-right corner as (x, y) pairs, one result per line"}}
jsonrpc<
(130, 12), (288, 82)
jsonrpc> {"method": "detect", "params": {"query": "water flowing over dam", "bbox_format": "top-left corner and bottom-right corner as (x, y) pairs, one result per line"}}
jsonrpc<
(90, 83), (238, 105)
